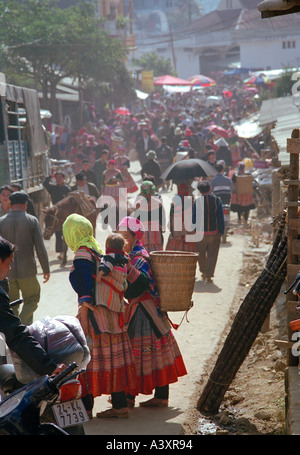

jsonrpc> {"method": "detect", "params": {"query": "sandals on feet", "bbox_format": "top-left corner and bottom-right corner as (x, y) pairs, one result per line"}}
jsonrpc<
(127, 398), (135, 408)
(96, 408), (129, 419)
(139, 398), (168, 408)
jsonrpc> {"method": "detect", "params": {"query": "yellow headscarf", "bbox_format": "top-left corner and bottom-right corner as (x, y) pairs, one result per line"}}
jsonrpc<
(62, 213), (103, 254)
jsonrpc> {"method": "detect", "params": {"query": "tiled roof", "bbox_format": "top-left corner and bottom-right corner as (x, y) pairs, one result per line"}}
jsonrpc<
(182, 8), (243, 34)
(237, 7), (300, 29)
(177, 7), (300, 36)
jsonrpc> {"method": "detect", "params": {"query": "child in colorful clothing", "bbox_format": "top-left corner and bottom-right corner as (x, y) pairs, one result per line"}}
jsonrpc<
(96, 233), (128, 282)
(96, 234), (128, 318)
(102, 160), (123, 206)
(114, 146), (138, 194)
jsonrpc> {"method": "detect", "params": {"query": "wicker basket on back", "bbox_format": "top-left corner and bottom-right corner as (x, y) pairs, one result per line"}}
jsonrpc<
(111, 135), (124, 155)
(235, 175), (253, 195)
(149, 250), (199, 312)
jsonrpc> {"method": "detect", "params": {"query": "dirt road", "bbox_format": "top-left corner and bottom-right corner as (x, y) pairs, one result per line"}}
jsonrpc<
(34, 191), (246, 435)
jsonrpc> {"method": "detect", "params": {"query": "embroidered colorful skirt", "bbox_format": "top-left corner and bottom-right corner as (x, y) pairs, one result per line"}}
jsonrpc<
(103, 184), (120, 205)
(142, 222), (164, 253)
(126, 303), (187, 396)
(231, 193), (255, 212)
(79, 309), (137, 398)
(119, 169), (138, 193)
(165, 234), (195, 252)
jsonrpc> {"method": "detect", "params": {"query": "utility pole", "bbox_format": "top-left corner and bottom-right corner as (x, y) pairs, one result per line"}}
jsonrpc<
(169, 24), (177, 73)
(129, 0), (133, 35)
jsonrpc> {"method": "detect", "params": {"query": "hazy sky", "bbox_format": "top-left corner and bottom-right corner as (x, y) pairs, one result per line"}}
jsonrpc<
(200, 0), (220, 14)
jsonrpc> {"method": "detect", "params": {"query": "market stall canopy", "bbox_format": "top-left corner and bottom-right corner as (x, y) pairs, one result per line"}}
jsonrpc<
(154, 75), (192, 86)
(233, 113), (262, 139)
(135, 89), (149, 100)
(162, 85), (191, 94)
(258, 0), (300, 18)
(259, 95), (300, 165)
(161, 158), (217, 181)
(188, 75), (216, 87)
(215, 137), (229, 148)
(223, 68), (251, 76)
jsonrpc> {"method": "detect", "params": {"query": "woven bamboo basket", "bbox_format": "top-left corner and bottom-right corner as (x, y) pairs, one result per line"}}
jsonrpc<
(111, 136), (124, 155)
(149, 250), (199, 312)
(235, 175), (253, 195)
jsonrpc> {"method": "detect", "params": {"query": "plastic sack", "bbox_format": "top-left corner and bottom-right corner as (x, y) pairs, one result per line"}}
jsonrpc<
(9, 315), (91, 384)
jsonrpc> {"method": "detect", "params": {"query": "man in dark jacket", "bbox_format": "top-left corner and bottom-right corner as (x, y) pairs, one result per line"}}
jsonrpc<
(156, 136), (173, 172)
(0, 236), (64, 389)
(80, 159), (97, 187)
(192, 180), (224, 283)
(43, 172), (71, 259)
(140, 150), (162, 189)
(156, 136), (173, 190)
(135, 128), (156, 167)
(71, 172), (100, 201)
(92, 150), (109, 193)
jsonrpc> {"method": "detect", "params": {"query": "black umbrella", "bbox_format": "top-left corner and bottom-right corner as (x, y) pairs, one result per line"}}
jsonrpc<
(161, 159), (218, 181)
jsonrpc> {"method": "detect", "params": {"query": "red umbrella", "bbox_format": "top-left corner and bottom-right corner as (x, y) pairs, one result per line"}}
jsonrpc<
(154, 75), (192, 86)
(223, 89), (233, 98)
(115, 107), (131, 116)
(206, 124), (231, 138)
(188, 75), (216, 87)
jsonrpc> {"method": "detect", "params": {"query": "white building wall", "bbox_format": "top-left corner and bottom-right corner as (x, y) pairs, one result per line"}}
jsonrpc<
(240, 37), (300, 70)
(175, 51), (201, 79)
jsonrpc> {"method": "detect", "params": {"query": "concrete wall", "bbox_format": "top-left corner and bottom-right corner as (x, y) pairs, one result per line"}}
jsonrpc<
(240, 38), (300, 70)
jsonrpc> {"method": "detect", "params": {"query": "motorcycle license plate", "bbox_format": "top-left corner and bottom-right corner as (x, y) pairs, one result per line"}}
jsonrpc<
(52, 398), (89, 428)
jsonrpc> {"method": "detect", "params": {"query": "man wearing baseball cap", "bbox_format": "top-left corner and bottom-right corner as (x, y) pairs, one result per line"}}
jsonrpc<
(0, 191), (50, 325)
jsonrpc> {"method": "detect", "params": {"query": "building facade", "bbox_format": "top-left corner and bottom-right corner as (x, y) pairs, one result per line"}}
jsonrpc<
(132, 1), (300, 78)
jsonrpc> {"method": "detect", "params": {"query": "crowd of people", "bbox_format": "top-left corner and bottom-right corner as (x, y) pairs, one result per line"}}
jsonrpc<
(45, 75), (265, 281)
(0, 74), (272, 420)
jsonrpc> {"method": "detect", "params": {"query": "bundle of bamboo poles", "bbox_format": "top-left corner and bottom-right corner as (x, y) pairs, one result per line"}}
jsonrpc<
(197, 210), (287, 415)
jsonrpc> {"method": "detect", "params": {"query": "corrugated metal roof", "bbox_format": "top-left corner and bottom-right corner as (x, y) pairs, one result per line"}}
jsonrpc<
(179, 8), (243, 34)
(260, 96), (300, 165)
(259, 96), (298, 126)
(234, 112), (262, 138)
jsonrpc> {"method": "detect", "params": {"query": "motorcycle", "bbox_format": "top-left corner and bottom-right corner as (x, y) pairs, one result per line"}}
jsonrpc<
(285, 273), (300, 333)
(0, 362), (89, 435)
(0, 300), (90, 434)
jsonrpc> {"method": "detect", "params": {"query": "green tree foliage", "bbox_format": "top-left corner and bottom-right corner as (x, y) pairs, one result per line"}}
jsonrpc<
(0, 0), (135, 117)
(273, 69), (296, 98)
(132, 52), (176, 77)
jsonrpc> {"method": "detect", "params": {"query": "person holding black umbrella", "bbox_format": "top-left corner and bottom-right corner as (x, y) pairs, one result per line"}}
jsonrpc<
(160, 158), (217, 182)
